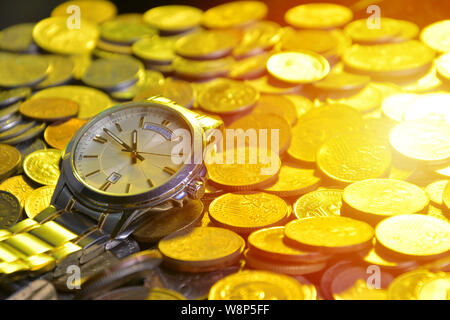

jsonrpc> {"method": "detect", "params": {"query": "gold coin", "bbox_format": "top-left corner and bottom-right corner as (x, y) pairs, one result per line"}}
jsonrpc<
(314, 71), (371, 92)
(143, 5), (203, 33)
(37, 55), (75, 89)
(147, 288), (187, 300)
(248, 226), (330, 263)
(251, 95), (297, 126)
(326, 83), (383, 113)
(208, 192), (289, 235)
(358, 240), (418, 271)
(317, 133), (391, 184)
(263, 163), (321, 198)
(444, 181), (450, 211)
(227, 113), (291, 155)
(100, 19), (157, 45)
(267, 51), (330, 84)
(293, 189), (343, 219)
(436, 52), (450, 81)
(285, 3), (352, 29)
(420, 20), (450, 53)
(172, 56), (233, 80)
(245, 75), (303, 95)
(158, 226), (245, 272)
(205, 146), (280, 191)
(19, 98), (79, 122)
(32, 17), (99, 55)
(342, 179), (429, 225)
(244, 249), (327, 276)
(381, 93), (419, 122)
(0, 54), (49, 88)
(388, 269), (437, 300)
(44, 118), (87, 151)
(332, 278), (389, 300)
(284, 216), (374, 254)
(0, 175), (35, 209)
(416, 274), (450, 300)
(389, 119), (450, 163)
(202, 1), (267, 29)
(0, 144), (21, 181)
(344, 18), (419, 44)
(174, 30), (240, 60)
(361, 118), (397, 144)
(228, 51), (270, 80)
(70, 54), (92, 80)
(0, 23), (35, 53)
(427, 205), (450, 223)
(281, 28), (350, 61)
(23, 149), (61, 186)
(198, 79), (259, 115)
(24, 185), (55, 219)
(31, 85), (112, 120)
(402, 65), (443, 93)
(112, 70), (165, 101)
(288, 116), (362, 163)
(425, 180), (449, 206)
(132, 36), (177, 64)
(284, 95), (314, 119)
(51, 0), (117, 24)
(133, 79), (192, 108)
(342, 41), (435, 77)
(403, 93), (450, 124)
(96, 39), (133, 55)
(208, 270), (316, 300)
(232, 21), (280, 58)
(376, 214), (450, 259)
(299, 103), (362, 124)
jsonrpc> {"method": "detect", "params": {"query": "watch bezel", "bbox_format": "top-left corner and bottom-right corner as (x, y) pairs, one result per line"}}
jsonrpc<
(60, 100), (204, 210)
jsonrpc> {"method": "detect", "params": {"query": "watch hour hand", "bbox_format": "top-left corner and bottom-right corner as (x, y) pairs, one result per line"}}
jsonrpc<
(103, 128), (145, 161)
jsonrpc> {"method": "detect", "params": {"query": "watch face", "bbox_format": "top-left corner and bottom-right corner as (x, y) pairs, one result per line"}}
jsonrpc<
(73, 104), (191, 196)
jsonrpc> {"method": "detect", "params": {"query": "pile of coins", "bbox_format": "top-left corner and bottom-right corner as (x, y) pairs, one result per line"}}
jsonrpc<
(0, 1), (449, 300)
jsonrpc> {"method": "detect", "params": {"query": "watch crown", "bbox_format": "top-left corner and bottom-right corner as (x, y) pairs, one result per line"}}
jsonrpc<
(186, 179), (205, 200)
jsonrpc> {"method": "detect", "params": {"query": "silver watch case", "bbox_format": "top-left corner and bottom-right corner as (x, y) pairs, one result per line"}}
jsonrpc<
(56, 100), (206, 212)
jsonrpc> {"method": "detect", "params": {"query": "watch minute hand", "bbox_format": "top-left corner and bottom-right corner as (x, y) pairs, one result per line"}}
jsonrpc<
(103, 128), (145, 161)
(103, 128), (133, 150)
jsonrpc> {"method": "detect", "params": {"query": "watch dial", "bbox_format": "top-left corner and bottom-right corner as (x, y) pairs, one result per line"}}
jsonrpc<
(73, 105), (190, 195)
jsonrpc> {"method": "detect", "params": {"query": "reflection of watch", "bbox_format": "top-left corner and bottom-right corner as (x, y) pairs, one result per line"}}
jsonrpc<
(0, 97), (223, 278)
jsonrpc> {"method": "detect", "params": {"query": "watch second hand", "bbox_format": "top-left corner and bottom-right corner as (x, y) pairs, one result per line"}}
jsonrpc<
(121, 150), (183, 157)
(103, 128), (145, 161)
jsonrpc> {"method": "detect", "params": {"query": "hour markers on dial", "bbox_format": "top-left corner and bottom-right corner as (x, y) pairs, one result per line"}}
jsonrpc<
(99, 181), (112, 191)
(85, 169), (100, 178)
(83, 155), (98, 159)
(126, 183), (131, 193)
(115, 122), (123, 132)
(147, 179), (154, 187)
(163, 166), (177, 175)
(93, 135), (107, 144)
(139, 116), (145, 128)
(162, 120), (171, 126)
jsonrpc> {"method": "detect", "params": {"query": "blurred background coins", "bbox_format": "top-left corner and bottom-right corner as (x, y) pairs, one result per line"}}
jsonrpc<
(143, 5), (203, 34)
(285, 3), (353, 29)
(202, 1), (268, 30)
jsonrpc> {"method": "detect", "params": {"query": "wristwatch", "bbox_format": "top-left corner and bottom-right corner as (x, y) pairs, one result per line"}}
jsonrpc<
(0, 96), (223, 281)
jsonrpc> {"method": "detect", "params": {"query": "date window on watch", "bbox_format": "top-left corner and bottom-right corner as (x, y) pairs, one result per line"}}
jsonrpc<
(108, 172), (122, 184)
